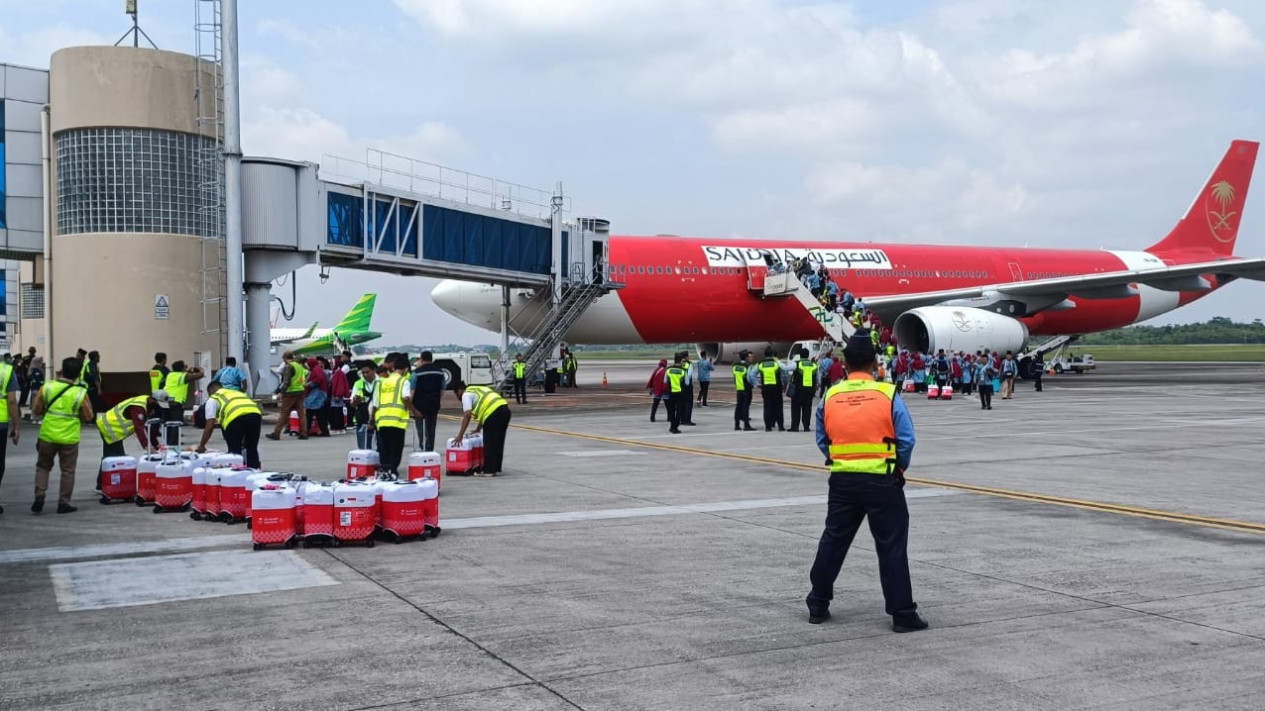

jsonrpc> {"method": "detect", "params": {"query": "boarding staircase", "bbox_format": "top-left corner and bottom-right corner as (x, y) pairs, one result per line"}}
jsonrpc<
(1021, 334), (1080, 360)
(746, 263), (852, 344)
(494, 277), (622, 391)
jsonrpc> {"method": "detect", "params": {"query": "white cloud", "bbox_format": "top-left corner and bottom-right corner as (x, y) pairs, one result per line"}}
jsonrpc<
(0, 24), (113, 67)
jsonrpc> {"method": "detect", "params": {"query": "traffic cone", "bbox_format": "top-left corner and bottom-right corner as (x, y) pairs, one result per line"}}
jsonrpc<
(602, 372), (609, 387)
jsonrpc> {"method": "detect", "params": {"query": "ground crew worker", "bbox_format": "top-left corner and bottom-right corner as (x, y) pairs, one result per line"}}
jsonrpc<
(350, 362), (378, 450)
(150, 352), (170, 395)
(1032, 352), (1045, 392)
(31, 357), (94, 514)
(452, 380), (512, 476)
(371, 354), (412, 476)
(267, 351), (308, 441)
(163, 360), (204, 424)
(196, 381), (263, 468)
(0, 356), (21, 515)
(664, 354), (689, 434)
(757, 348), (785, 431)
(806, 330), (927, 633)
(732, 351), (755, 431)
(789, 355), (818, 433)
(679, 351), (696, 426)
(411, 351), (447, 452)
(75, 348), (88, 385)
(512, 353), (528, 404)
(95, 391), (159, 488)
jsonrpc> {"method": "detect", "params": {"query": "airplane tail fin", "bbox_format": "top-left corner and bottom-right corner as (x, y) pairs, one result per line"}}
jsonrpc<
(332, 294), (377, 335)
(1147, 140), (1258, 257)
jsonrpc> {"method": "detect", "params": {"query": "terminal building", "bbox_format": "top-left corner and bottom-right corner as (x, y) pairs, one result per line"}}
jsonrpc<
(2, 39), (617, 401)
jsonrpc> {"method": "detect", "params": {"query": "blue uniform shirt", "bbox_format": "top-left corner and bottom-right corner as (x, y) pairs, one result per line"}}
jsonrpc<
(816, 378), (916, 472)
(697, 358), (714, 383)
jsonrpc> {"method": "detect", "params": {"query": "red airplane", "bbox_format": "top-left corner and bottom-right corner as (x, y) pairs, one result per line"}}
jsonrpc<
(433, 140), (1265, 369)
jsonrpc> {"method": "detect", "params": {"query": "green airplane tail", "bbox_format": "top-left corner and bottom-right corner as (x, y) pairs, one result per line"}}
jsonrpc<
(333, 294), (377, 334)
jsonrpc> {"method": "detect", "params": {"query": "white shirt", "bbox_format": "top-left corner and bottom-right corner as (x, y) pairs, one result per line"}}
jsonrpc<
(461, 391), (477, 412)
(204, 397), (221, 420)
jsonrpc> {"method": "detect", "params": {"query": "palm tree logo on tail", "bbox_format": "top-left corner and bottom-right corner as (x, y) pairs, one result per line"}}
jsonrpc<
(1207, 181), (1237, 243)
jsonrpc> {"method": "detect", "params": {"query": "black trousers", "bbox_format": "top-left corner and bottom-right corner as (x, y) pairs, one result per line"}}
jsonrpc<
(790, 391), (814, 432)
(734, 388), (752, 426)
(682, 386), (695, 423)
(666, 391), (684, 432)
(1033, 372), (1043, 392)
(808, 472), (917, 616)
(224, 413), (263, 469)
(978, 384), (993, 409)
(415, 407), (439, 453)
(167, 404), (185, 425)
(0, 425), (9, 489)
(480, 406), (512, 473)
(377, 426), (406, 474)
(697, 381), (710, 406)
(513, 377), (527, 404)
(760, 386), (784, 430)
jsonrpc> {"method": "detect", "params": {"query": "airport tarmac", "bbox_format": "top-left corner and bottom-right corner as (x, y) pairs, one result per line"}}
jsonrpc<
(3, 362), (1265, 710)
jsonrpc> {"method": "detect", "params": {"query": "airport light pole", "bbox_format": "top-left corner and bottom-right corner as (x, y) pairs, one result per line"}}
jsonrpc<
(222, 0), (246, 366)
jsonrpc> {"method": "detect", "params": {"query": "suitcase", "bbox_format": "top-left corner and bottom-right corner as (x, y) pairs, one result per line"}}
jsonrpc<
(332, 482), (377, 546)
(99, 456), (138, 504)
(251, 486), (299, 550)
(380, 481), (428, 542)
(407, 451), (442, 491)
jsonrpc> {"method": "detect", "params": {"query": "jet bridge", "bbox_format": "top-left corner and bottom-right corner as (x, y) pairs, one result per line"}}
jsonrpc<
(238, 151), (613, 392)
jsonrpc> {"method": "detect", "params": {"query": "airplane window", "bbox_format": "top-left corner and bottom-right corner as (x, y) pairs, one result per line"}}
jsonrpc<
(702, 268), (708, 275)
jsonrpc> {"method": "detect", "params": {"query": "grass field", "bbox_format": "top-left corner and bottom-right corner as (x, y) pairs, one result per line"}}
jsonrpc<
(1076, 344), (1265, 361)
(573, 344), (1265, 362)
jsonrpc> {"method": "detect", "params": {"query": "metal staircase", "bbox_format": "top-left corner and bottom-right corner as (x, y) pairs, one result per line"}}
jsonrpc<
(194, 0), (228, 357)
(1021, 334), (1080, 360)
(496, 280), (618, 390)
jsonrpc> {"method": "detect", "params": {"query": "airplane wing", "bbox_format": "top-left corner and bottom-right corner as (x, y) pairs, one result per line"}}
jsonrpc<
(864, 256), (1265, 319)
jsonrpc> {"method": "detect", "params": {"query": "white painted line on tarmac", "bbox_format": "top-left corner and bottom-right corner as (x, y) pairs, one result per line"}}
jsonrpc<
(4, 489), (960, 565)
(50, 549), (338, 612)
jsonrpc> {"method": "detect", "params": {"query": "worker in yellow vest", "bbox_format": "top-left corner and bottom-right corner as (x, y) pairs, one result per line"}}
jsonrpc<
(732, 350), (755, 431)
(371, 353), (414, 476)
(196, 382), (264, 468)
(756, 348), (785, 431)
(31, 357), (95, 514)
(95, 392), (161, 492)
(512, 353), (528, 404)
(163, 359), (204, 424)
(663, 354), (689, 435)
(806, 330), (927, 633)
(0, 356), (22, 516)
(789, 355), (819, 433)
(452, 379), (512, 476)
(267, 351), (308, 441)
(149, 352), (170, 395)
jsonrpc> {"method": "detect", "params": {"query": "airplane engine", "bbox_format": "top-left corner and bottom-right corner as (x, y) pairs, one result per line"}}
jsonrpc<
(697, 342), (793, 365)
(892, 307), (1029, 356)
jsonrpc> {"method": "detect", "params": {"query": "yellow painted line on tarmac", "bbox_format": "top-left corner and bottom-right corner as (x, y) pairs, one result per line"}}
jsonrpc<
(509, 422), (1265, 536)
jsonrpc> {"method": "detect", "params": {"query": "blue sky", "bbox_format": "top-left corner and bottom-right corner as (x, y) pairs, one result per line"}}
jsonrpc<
(3, 0), (1264, 345)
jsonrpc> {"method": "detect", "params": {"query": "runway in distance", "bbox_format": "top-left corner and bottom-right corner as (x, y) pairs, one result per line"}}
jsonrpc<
(433, 140), (1265, 363)
(270, 293), (382, 355)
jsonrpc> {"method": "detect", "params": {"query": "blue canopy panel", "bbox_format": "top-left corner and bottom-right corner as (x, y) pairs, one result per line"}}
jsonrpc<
(421, 204), (551, 275)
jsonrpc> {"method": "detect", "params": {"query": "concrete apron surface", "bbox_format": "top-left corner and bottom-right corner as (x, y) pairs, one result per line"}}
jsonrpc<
(2, 362), (1265, 710)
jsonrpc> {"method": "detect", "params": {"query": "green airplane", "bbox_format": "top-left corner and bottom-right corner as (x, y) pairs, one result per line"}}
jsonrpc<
(270, 293), (382, 356)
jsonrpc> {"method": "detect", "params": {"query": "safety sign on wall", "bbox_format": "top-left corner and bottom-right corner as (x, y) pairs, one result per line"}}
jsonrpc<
(155, 294), (170, 320)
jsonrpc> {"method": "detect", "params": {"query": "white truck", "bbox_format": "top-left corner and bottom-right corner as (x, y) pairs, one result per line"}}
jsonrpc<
(1049, 353), (1096, 374)
(428, 352), (495, 386)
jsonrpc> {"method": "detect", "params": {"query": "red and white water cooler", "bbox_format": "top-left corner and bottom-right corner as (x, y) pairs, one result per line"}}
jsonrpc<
(407, 451), (442, 491)
(380, 481), (428, 540)
(346, 450), (379, 480)
(99, 456), (138, 504)
(445, 438), (476, 475)
(332, 482), (377, 545)
(418, 476), (440, 536)
(191, 466), (210, 518)
(468, 434), (485, 470)
(288, 411), (301, 435)
(927, 384), (940, 400)
(204, 468), (224, 520)
(299, 482), (335, 542)
(219, 468), (252, 522)
(136, 454), (163, 505)
(154, 456), (195, 511)
(940, 385), (954, 400)
(212, 453), (244, 469)
(251, 486), (298, 549)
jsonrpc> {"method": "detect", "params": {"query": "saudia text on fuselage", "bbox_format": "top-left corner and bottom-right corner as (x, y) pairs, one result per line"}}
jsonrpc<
(701, 245), (893, 270)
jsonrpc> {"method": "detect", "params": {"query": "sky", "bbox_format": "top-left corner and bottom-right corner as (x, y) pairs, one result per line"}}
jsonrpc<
(3, 0), (1264, 346)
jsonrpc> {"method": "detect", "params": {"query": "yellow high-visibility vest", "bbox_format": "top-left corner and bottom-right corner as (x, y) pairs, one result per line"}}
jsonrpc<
(210, 389), (262, 429)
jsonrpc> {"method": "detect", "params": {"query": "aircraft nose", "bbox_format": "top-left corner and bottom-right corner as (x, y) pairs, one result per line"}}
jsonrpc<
(431, 279), (462, 316)
(431, 279), (497, 328)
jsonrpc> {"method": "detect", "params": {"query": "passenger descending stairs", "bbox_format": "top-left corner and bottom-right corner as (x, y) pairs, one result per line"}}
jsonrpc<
(497, 281), (621, 391)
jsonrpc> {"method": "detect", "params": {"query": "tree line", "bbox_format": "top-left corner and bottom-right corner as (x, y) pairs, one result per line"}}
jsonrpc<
(1078, 317), (1265, 345)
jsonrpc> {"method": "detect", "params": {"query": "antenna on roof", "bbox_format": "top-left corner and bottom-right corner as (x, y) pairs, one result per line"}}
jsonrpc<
(114, 0), (159, 49)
